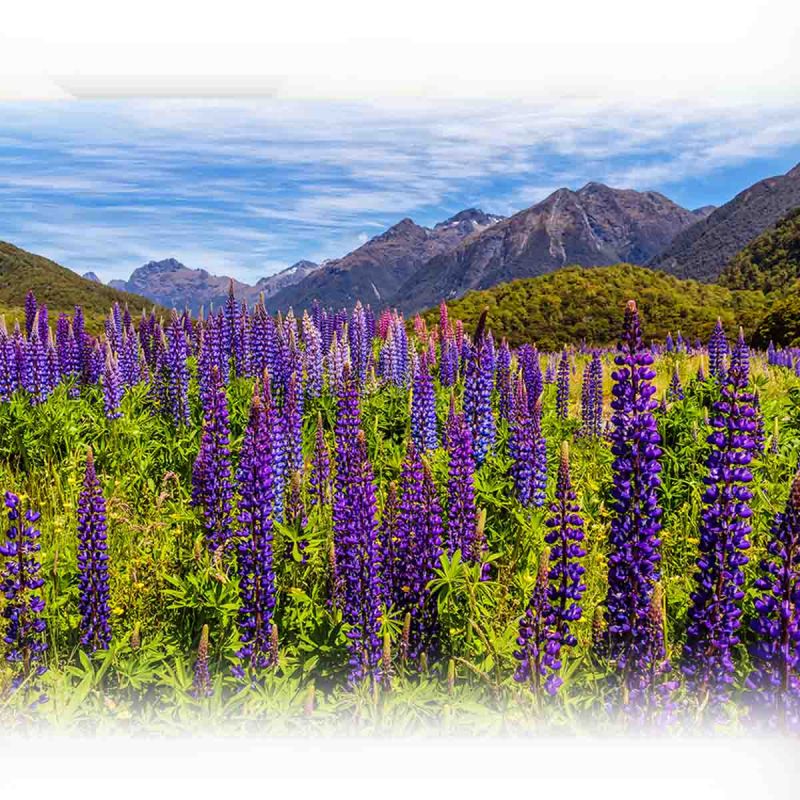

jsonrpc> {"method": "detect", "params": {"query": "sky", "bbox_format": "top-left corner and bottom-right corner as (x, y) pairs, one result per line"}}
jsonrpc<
(1, 97), (799, 285)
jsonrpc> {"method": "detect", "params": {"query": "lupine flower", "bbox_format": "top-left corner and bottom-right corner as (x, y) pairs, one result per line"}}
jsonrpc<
(0, 491), (47, 696)
(463, 329), (495, 465)
(191, 624), (213, 698)
(192, 366), (235, 552)
(411, 356), (438, 452)
(544, 442), (586, 670)
(332, 368), (382, 683)
(579, 351), (604, 437)
(747, 471), (800, 727)
(496, 339), (513, 420)
(556, 349), (570, 419)
(683, 329), (756, 707)
(24, 290), (37, 339)
(234, 388), (278, 677)
(753, 391), (766, 453)
(102, 351), (123, 420)
(604, 300), (664, 699)
(302, 311), (324, 398)
(77, 449), (112, 652)
(378, 482), (400, 609)
(514, 549), (557, 696)
(516, 444), (586, 695)
(333, 427), (382, 684)
(518, 344), (542, 417)
(445, 400), (478, 560)
(708, 317), (728, 380)
(667, 367), (684, 402)
(309, 411), (331, 508)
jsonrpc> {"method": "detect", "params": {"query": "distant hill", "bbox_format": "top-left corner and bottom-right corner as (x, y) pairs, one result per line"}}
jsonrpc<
(264, 209), (503, 313)
(0, 241), (158, 327)
(110, 257), (321, 314)
(419, 264), (769, 350)
(396, 183), (708, 315)
(651, 162), (800, 282)
(718, 207), (800, 293)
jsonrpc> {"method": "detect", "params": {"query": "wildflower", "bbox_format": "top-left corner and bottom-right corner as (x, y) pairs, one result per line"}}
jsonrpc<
(77, 449), (112, 652)
(683, 329), (756, 707)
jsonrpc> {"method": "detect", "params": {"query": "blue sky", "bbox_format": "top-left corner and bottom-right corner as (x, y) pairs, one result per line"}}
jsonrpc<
(1, 98), (799, 285)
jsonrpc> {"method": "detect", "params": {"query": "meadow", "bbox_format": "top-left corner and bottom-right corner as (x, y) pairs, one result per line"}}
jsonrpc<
(0, 288), (799, 735)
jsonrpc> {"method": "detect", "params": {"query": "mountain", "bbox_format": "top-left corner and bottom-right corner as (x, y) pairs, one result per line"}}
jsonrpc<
(264, 209), (503, 313)
(253, 260), (319, 299)
(0, 241), (157, 327)
(111, 257), (321, 314)
(394, 183), (706, 314)
(82, 271), (102, 283)
(719, 207), (800, 294)
(418, 263), (768, 350)
(651, 163), (800, 282)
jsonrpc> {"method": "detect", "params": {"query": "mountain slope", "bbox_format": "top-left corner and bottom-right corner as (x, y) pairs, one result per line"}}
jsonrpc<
(651, 162), (800, 282)
(419, 264), (768, 350)
(111, 257), (321, 314)
(264, 209), (503, 313)
(0, 241), (157, 325)
(718, 207), (800, 293)
(396, 183), (705, 315)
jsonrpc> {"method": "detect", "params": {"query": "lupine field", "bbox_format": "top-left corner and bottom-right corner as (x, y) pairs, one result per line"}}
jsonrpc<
(1, 285), (800, 735)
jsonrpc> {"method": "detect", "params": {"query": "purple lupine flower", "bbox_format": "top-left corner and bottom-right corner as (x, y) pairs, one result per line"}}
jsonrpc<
(604, 301), (664, 697)
(753, 391), (766, 454)
(249, 299), (270, 380)
(683, 329), (756, 707)
(102, 351), (123, 420)
(24, 290), (37, 339)
(439, 333), (458, 388)
(513, 549), (557, 695)
(302, 310), (324, 398)
(191, 624), (213, 698)
(409, 461), (444, 660)
(516, 442), (586, 695)
(770, 418), (780, 456)
(282, 370), (303, 477)
(545, 442), (586, 630)
(77, 449), (112, 652)
(626, 583), (677, 719)
(463, 324), (495, 465)
(708, 317), (728, 380)
(667, 367), (684, 402)
(544, 357), (556, 385)
(377, 481), (400, 613)
(496, 339), (513, 421)
(24, 318), (51, 405)
(0, 491), (47, 697)
(349, 301), (370, 385)
(234, 388), (278, 677)
(393, 442), (444, 660)
(747, 471), (800, 726)
(445, 400), (478, 560)
(509, 379), (535, 506)
(556, 349), (570, 419)
(333, 424), (382, 685)
(578, 351), (604, 437)
(223, 279), (239, 374)
(518, 344), (543, 417)
(192, 365), (235, 552)
(411, 356), (438, 452)
(309, 411), (331, 508)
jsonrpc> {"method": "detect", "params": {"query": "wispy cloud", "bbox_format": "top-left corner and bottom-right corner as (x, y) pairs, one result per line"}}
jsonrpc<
(0, 96), (798, 283)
